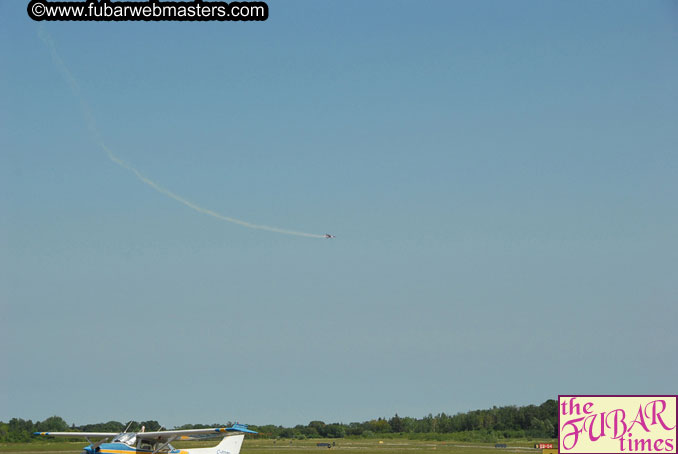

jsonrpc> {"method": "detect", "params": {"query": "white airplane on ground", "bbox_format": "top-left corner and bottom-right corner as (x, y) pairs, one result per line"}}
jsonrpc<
(35, 423), (256, 454)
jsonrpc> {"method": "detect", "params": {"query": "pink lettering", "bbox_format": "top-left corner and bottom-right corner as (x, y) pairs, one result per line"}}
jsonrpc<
(629, 405), (651, 433)
(606, 408), (628, 439)
(634, 438), (651, 451)
(645, 400), (676, 431)
(563, 397), (588, 415)
(562, 417), (586, 450)
(585, 413), (607, 441)
(562, 397), (676, 452)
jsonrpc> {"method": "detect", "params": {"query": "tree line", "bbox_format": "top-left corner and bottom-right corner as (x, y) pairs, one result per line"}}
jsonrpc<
(0, 400), (557, 443)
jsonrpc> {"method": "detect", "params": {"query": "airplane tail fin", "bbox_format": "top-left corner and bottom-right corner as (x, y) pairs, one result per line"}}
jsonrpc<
(185, 424), (255, 454)
(216, 434), (245, 454)
(187, 434), (244, 454)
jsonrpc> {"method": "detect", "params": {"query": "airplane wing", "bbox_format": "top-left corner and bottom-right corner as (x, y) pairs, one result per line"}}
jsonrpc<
(35, 424), (256, 443)
(35, 432), (118, 437)
(138, 424), (257, 442)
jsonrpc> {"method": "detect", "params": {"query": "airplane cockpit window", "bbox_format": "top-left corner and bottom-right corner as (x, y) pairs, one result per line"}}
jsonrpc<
(113, 433), (137, 445)
(138, 441), (173, 452)
(157, 443), (175, 453)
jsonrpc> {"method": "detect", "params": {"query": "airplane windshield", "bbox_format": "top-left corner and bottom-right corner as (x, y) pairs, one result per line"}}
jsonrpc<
(113, 433), (137, 445)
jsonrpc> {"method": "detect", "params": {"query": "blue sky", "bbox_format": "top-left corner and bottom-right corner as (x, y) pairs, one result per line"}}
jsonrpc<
(1, 1), (677, 428)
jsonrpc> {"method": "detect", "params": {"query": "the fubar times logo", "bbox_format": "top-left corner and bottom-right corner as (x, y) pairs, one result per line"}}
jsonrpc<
(559, 396), (677, 454)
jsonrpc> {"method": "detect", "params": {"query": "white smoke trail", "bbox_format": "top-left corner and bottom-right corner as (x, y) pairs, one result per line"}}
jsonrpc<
(38, 27), (327, 239)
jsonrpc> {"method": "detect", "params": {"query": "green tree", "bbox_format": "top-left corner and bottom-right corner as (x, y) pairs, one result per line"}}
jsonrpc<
(0, 422), (10, 442)
(308, 421), (326, 435)
(300, 425), (319, 438)
(324, 424), (346, 438)
(279, 428), (295, 438)
(388, 414), (404, 433)
(35, 416), (69, 433)
(81, 421), (125, 433)
(140, 421), (161, 432)
(8, 418), (34, 442)
(346, 422), (364, 436)
(366, 418), (390, 433)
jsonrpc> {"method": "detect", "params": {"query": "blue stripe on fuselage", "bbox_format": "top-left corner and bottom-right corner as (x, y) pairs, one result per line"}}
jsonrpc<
(98, 443), (146, 453)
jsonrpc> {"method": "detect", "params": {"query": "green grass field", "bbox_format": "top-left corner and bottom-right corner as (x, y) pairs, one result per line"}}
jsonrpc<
(0, 438), (555, 454)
